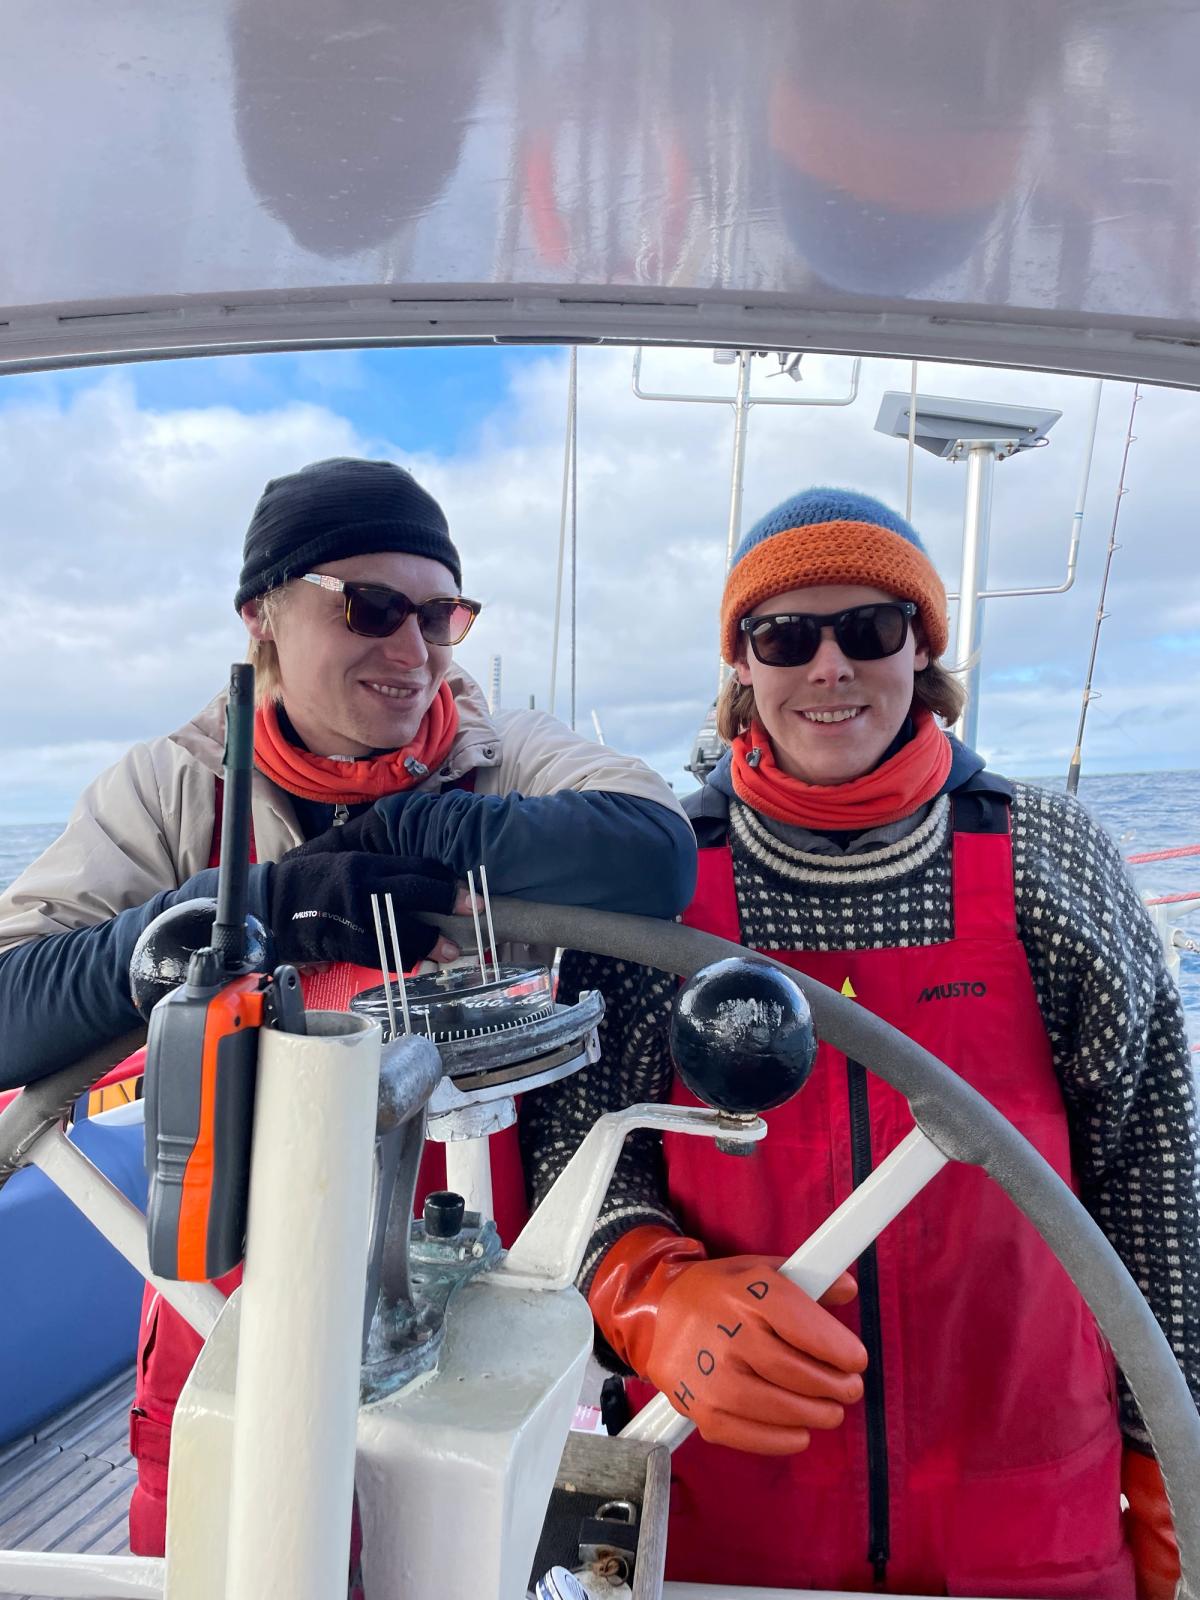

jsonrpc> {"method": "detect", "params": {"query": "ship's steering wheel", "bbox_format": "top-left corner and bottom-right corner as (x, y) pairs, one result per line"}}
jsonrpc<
(432, 898), (1200, 1597)
(1, 898), (1197, 1598)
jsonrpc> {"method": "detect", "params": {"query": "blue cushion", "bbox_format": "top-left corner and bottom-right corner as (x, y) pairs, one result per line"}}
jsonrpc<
(0, 1104), (147, 1445)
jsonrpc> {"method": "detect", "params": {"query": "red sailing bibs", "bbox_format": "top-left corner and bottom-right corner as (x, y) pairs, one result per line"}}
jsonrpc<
(628, 799), (1131, 1598)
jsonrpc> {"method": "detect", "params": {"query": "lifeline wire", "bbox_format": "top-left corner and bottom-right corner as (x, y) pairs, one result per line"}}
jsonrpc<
(905, 360), (918, 520)
(570, 345), (578, 732)
(549, 346), (579, 719)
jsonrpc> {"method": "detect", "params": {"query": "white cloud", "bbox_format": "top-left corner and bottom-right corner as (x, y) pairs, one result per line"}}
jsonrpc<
(0, 350), (1197, 823)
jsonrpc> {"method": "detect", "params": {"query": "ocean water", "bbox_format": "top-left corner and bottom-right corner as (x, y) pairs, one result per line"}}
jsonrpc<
(1, 770), (1198, 1036)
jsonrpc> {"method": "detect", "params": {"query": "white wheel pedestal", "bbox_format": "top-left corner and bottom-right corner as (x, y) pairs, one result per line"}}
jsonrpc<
(165, 1011), (381, 1600)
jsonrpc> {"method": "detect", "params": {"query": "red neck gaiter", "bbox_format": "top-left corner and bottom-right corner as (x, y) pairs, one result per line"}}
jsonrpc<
(730, 704), (953, 831)
(252, 682), (459, 803)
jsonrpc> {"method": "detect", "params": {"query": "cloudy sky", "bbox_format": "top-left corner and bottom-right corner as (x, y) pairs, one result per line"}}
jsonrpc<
(1, 344), (1197, 825)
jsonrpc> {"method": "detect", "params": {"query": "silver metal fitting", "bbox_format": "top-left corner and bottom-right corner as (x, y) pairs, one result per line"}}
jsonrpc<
(715, 1110), (761, 1156)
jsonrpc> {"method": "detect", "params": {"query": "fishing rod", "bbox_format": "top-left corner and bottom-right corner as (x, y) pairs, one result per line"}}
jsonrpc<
(1066, 386), (1141, 797)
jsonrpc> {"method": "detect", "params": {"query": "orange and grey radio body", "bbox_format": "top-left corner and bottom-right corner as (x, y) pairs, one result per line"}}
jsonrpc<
(142, 660), (306, 1283)
(144, 954), (303, 1282)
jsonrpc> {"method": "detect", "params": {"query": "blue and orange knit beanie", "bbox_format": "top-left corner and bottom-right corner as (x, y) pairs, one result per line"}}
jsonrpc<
(720, 487), (948, 663)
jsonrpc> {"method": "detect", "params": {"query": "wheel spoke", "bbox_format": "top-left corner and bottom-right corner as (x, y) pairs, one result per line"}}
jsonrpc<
(622, 1128), (947, 1448)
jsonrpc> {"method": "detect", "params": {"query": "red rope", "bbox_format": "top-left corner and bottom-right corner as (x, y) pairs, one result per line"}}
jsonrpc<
(1126, 843), (1200, 865)
(1145, 890), (1200, 907)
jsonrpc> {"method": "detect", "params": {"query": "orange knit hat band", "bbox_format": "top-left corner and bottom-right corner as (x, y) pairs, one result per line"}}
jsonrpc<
(720, 519), (949, 664)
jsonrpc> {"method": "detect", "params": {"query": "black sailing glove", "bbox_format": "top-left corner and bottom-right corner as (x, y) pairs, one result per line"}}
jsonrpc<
(267, 852), (456, 968)
(288, 805), (390, 856)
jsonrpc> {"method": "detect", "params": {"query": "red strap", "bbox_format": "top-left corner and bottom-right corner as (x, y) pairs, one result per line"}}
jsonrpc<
(681, 846), (741, 943)
(128, 1407), (173, 1468)
(208, 777), (259, 870)
(952, 826), (1018, 939)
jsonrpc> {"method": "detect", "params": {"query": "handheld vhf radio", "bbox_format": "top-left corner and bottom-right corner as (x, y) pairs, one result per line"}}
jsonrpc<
(143, 663), (306, 1282)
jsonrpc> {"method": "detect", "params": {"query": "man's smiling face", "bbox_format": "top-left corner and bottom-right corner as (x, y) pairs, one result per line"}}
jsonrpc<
(242, 550), (459, 756)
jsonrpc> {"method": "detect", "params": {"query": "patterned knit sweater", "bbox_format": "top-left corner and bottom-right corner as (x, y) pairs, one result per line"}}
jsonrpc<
(520, 780), (1200, 1450)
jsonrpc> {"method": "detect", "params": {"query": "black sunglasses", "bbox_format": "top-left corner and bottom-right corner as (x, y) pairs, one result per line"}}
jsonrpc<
(740, 601), (918, 667)
(299, 573), (481, 645)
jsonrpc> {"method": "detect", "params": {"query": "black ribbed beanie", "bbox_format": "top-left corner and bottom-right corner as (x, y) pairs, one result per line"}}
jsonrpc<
(233, 457), (462, 610)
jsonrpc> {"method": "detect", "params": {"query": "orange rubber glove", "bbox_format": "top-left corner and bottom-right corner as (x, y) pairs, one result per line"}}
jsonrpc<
(589, 1225), (868, 1455)
(1123, 1450), (1180, 1600)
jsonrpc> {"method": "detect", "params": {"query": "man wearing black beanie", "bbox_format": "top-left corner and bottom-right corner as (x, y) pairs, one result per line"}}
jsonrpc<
(0, 455), (696, 1557)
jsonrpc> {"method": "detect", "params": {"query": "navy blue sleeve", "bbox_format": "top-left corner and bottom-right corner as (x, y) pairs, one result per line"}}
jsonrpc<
(0, 864), (273, 1092)
(377, 790), (697, 917)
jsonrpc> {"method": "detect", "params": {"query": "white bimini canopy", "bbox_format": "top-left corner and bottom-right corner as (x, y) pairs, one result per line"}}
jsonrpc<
(4, 0), (1200, 383)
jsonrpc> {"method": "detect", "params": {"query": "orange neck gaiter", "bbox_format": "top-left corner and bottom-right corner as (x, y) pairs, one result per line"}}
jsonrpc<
(731, 704), (953, 832)
(253, 681), (460, 804)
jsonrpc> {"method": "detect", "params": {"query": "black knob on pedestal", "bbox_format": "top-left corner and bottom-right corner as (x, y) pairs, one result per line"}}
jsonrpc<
(423, 1190), (466, 1239)
(129, 898), (268, 1018)
(670, 956), (817, 1115)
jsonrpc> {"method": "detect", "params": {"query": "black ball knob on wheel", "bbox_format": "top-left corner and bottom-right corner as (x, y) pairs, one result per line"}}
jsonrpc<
(670, 956), (817, 1115)
(129, 898), (268, 1019)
